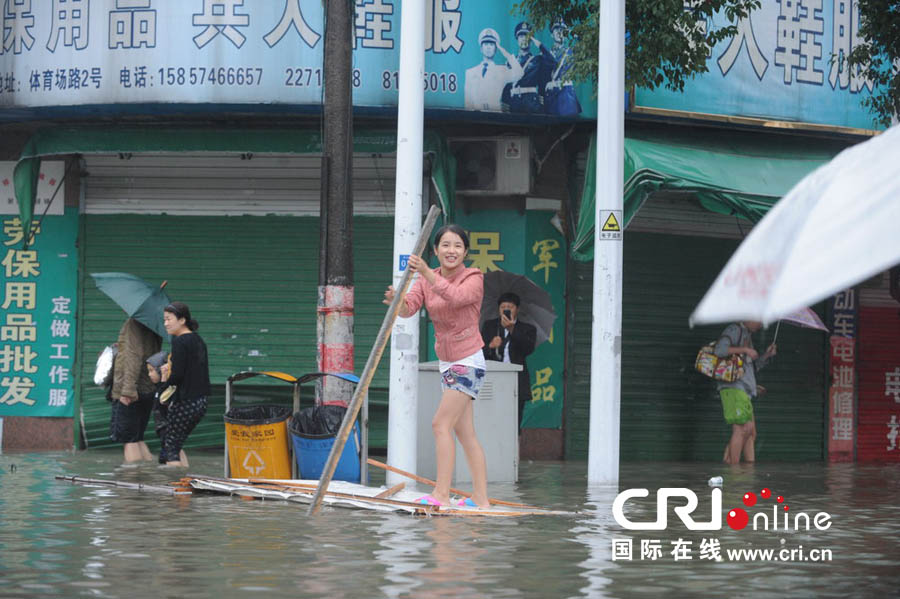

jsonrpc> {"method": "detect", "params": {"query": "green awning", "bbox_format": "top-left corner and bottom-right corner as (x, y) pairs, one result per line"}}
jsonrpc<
(571, 130), (842, 261)
(14, 127), (455, 248)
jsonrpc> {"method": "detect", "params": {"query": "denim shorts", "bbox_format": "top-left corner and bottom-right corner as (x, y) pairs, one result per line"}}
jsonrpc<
(440, 365), (486, 400)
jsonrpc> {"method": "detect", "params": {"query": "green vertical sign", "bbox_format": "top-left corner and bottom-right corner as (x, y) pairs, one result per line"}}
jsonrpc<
(523, 211), (565, 428)
(0, 209), (79, 417)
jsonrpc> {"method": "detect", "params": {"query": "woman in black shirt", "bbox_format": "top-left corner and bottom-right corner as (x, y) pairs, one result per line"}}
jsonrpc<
(159, 301), (210, 466)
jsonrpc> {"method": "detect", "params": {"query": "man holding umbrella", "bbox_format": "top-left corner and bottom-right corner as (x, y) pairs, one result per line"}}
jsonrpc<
(481, 292), (537, 429)
(109, 318), (162, 462)
(92, 273), (169, 463)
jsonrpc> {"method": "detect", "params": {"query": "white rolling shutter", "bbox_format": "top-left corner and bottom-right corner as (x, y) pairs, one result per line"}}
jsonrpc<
(83, 152), (397, 216)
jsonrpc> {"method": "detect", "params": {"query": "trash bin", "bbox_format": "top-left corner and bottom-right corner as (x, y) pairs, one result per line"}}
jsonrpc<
(224, 405), (293, 479)
(289, 405), (361, 483)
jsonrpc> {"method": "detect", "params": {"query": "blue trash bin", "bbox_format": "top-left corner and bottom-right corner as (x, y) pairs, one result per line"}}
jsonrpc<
(289, 407), (361, 483)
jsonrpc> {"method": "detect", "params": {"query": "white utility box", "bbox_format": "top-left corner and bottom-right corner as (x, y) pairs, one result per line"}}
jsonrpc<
(416, 360), (520, 483)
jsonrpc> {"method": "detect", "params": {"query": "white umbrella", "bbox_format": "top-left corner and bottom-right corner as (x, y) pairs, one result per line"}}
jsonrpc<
(691, 124), (900, 326)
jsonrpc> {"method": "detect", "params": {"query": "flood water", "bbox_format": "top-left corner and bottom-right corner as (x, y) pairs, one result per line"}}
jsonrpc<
(1, 450), (898, 599)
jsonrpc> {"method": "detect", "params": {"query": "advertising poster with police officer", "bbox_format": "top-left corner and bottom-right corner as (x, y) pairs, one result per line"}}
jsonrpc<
(0, 1), (596, 119)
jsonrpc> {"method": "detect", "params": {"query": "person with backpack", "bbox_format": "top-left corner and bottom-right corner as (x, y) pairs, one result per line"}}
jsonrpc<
(108, 318), (162, 462)
(714, 321), (777, 465)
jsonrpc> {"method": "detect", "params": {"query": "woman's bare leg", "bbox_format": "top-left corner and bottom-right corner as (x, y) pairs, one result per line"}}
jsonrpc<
(453, 399), (490, 508)
(430, 389), (471, 505)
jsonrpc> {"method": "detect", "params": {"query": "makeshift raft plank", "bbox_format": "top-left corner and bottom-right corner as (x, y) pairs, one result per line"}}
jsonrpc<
(188, 476), (577, 518)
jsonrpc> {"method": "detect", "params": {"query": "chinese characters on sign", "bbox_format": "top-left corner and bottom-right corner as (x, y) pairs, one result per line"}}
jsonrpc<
(1, 161), (65, 216)
(467, 232), (505, 272)
(531, 239), (559, 284)
(0, 206), (77, 418)
(857, 305), (900, 461)
(827, 289), (855, 459)
(0, 2), (594, 116)
(637, 1), (879, 130)
(885, 368), (900, 452)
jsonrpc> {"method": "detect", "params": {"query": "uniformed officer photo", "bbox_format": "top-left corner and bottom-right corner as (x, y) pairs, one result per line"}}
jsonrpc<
(545, 18), (582, 116)
(464, 28), (524, 112)
(501, 21), (555, 114)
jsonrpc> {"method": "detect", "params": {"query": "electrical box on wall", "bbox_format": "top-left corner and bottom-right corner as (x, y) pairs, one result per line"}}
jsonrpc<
(450, 137), (531, 195)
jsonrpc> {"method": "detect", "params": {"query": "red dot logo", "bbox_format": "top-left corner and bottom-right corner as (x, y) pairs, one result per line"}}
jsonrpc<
(761, 488), (771, 499)
(742, 492), (757, 507)
(776, 495), (784, 503)
(727, 508), (749, 530)
(784, 505), (789, 511)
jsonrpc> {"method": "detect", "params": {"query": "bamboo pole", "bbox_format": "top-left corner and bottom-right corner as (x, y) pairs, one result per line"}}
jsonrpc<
(308, 205), (442, 515)
(366, 458), (544, 510)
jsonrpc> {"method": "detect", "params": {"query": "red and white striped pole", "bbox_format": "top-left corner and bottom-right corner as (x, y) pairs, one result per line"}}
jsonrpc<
(317, 285), (355, 407)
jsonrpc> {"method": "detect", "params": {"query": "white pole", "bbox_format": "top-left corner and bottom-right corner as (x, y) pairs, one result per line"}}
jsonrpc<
(387, 0), (425, 487)
(588, 0), (625, 484)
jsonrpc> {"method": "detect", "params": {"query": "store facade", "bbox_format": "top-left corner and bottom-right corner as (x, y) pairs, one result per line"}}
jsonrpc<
(1, 1), (589, 454)
(563, 2), (891, 462)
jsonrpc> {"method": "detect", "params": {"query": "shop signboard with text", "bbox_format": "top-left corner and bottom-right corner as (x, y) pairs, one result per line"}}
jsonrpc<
(0, 1), (595, 119)
(634, 1), (881, 130)
(1, 204), (78, 418)
(857, 305), (900, 462)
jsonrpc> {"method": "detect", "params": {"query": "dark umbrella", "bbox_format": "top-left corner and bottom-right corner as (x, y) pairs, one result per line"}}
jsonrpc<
(90, 272), (171, 338)
(480, 270), (556, 346)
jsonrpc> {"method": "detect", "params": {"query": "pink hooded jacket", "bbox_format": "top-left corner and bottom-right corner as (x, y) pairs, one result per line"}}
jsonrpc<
(403, 266), (485, 362)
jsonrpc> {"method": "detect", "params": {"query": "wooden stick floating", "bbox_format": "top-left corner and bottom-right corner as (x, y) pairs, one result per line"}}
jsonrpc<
(366, 458), (545, 510)
(55, 475), (190, 495)
(375, 482), (405, 499)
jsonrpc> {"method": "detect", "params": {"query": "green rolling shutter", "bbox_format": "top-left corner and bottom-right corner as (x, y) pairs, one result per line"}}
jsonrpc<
(77, 214), (393, 452)
(566, 232), (826, 461)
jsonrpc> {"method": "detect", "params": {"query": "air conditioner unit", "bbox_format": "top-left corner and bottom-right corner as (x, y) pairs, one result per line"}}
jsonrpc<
(450, 137), (531, 195)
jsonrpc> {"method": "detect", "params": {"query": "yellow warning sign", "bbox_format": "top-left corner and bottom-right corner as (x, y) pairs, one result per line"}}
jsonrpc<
(599, 210), (623, 241)
(602, 212), (621, 232)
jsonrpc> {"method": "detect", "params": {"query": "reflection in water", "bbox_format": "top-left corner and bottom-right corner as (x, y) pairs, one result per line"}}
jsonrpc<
(373, 512), (429, 597)
(0, 452), (898, 598)
(572, 485), (618, 597)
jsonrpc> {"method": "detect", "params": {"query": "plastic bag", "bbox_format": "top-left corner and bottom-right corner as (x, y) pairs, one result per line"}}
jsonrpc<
(289, 405), (348, 438)
(93, 344), (118, 386)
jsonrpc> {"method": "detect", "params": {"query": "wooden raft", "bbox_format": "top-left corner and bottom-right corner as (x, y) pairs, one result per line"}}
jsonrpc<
(186, 475), (577, 518)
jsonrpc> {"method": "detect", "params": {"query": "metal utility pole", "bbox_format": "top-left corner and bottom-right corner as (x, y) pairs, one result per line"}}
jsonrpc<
(588, 0), (624, 484)
(318, 0), (355, 407)
(386, 0), (426, 486)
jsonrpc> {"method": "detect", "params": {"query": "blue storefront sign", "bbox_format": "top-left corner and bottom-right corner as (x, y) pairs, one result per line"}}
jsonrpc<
(0, 1), (595, 119)
(634, 1), (881, 130)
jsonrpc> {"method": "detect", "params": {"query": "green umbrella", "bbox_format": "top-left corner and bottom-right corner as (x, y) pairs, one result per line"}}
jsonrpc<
(90, 272), (171, 339)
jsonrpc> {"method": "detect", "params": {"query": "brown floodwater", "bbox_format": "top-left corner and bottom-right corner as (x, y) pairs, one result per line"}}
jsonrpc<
(1, 450), (898, 598)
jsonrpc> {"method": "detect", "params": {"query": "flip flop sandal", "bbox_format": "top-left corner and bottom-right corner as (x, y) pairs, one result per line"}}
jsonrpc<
(416, 495), (443, 506)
